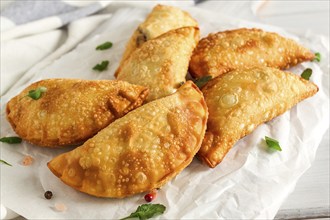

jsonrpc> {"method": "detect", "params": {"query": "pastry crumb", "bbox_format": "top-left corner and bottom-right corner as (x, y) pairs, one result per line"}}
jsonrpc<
(54, 203), (67, 212)
(22, 155), (33, 166)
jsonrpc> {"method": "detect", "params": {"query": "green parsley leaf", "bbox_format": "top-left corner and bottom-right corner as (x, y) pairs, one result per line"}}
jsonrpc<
(194, 76), (212, 88)
(301, 68), (312, 80)
(93, 60), (109, 72)
(0, 136), (22, 144)
(0, 159), (12, 166)
(27, 87), (47, 100)
(96, 41), (113, 50)
(313, 52), (321, 62)
(120, 204), (166, 220)
(265, 136), (282, 151)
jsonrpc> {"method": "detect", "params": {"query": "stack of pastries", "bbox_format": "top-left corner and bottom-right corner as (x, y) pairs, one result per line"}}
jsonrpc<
(6, 5), (318, 198)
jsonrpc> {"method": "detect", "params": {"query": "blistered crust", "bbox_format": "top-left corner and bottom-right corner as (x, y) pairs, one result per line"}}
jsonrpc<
(6, 79), (148, 147)
(48, 81), (208, 198)
(198, 67), (318, 168)
(118, 4), (198, 67)
(116, 27), (200, 102)
(189, 28), (315, 78)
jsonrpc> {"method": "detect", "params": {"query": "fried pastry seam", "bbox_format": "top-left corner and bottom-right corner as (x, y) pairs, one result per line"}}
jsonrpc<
(198, 67), (318, 168)
(6, 79), (148, 147)
(118, 4), (198, 67)
(48, 81), (208, 198)
(116, 26), (200, 102)
(189, 28), (315, 78)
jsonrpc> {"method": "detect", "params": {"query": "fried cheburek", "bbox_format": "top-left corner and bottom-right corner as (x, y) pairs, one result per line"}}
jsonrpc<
(189, 28), (315, 78)
(119, 4), (198, 66)
(116, 27), (200, 102)
(47, 81), (208, 198)
(6, 79), (148, 147)
(198, 67), (318, 168)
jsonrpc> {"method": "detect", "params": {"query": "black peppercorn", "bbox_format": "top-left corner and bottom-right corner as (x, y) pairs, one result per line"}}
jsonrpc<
(44, 191), (53, 199)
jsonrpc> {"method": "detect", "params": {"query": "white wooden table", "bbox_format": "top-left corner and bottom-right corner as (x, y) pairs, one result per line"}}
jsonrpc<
(197, 1), (329, 219)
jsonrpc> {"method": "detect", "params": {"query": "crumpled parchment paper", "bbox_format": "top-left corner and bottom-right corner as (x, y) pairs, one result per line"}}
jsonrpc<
(1, 6), (329, 219)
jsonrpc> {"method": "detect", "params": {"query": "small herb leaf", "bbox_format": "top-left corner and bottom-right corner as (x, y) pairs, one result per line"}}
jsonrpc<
(96, 41), (113, 50)
(120, 204), (166, 220)
(93, 60), (109, 72)
(301, 68), (312, 80)
(0, 159), (12, 166)
(265, 136), (282, 151)
(313, 52), (321, 62)
(27, 87), (47, 100)
(194, 76), (212, 88)
(0, 136), (22, 144)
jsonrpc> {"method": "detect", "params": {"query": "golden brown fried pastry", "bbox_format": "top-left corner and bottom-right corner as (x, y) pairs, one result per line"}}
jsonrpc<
(189, 28), (315, 78)
(198, 67), (318, 168)
(48, 81), (208, 198)
(119, 4), (198, 66)
(6, 79), (148, 147)
(116, 26), (199, 102)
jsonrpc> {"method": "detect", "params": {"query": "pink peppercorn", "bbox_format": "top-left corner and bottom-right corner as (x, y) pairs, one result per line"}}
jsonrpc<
(144, 189), (157, 202)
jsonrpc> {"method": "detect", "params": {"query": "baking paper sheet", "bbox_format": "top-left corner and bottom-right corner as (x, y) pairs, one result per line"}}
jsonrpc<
(1, 6), (329, 219)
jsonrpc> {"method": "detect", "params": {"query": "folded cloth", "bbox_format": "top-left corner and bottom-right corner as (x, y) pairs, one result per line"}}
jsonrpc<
(1, 0), (197, 36)
(0, 0), (195, 95)
(1, 1), (113, 38)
